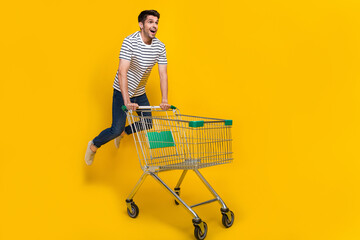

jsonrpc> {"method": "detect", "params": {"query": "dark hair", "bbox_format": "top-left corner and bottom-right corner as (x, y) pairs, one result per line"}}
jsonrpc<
(138, 10), (160, 24)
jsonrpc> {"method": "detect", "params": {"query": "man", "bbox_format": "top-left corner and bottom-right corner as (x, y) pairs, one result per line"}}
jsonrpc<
(85, 10), (170, 166)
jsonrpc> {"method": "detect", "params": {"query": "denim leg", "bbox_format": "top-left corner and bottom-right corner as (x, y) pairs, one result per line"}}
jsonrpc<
(92, 89), (126, 148)
(124, 93), (153, 135)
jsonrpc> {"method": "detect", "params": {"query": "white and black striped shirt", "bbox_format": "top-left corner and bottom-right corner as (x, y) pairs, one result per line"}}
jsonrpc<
(113, 31), (167, 97)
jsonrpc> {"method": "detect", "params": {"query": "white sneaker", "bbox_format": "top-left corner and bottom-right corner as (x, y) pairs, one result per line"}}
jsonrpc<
(114, 135), (124, 149)
(85, 141), (96, 166)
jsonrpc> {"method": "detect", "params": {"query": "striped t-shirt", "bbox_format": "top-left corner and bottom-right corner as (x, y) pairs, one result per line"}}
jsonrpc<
(113, 31), (167, 97)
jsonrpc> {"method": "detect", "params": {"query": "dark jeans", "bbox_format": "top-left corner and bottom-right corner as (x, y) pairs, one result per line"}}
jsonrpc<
(92, 89), (152, 148)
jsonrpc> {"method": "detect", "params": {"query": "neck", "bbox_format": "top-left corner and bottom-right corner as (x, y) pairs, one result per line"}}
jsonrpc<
(140, 31), (152, 45)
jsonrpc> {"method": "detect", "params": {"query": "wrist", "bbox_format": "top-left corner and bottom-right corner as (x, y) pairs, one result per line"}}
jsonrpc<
(124, 98), (131, 105)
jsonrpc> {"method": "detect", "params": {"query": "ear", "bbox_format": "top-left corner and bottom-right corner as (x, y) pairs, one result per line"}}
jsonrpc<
(139, 22), (143, 30)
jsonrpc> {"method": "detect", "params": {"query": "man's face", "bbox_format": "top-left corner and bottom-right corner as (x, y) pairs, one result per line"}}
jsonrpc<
(140, 15), (159, 39)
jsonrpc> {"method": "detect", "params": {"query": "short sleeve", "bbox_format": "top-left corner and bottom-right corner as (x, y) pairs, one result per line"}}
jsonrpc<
(158, 45), (167, 65)
(119, 38), (132, 61)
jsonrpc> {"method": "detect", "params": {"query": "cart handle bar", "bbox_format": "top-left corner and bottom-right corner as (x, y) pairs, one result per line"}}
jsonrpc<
(121, 105), (177, 111)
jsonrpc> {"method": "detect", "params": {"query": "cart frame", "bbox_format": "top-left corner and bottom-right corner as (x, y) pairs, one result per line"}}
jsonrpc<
(123, 106), (235, 239)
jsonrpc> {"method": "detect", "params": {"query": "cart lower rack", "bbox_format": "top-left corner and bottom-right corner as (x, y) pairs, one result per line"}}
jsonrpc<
(123, 105), (235, 240)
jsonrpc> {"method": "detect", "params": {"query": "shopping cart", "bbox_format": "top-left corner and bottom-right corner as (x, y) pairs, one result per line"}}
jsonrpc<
(122, 105), (234, 240)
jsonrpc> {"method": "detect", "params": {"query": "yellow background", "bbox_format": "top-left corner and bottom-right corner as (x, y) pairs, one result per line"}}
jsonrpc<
(1, 0), (360, 239)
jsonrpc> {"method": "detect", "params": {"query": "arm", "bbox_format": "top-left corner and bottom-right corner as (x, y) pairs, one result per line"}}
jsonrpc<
(118, 59), (138, 111)
(158, 64), (170, 110)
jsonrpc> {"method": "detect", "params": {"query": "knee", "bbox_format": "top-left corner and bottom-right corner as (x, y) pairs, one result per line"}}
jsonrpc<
(110, 125), (123, 137)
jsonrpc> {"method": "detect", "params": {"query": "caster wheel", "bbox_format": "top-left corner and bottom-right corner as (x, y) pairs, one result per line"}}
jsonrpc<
(194, 221), (208, 240)
(127, 202), (139, 218)
(222, 210), (234, 228)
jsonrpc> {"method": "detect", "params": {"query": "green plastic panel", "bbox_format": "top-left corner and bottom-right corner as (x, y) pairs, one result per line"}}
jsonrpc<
(224, 120), (233, 126)
(189, 121), (204, 128)
(147, 131), (176, 149)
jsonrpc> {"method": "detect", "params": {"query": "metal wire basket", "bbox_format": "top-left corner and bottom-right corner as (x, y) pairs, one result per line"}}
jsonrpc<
(127, 106), (233, 171)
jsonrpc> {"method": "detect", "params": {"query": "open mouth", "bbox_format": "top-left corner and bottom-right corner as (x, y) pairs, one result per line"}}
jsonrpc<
(150, 29), (156, 34)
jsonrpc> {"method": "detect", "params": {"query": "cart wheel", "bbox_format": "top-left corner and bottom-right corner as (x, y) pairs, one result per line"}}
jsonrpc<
(127, 202), (139, 218)
(194, 221), (208, 240)
(221, 210), (234, 228)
